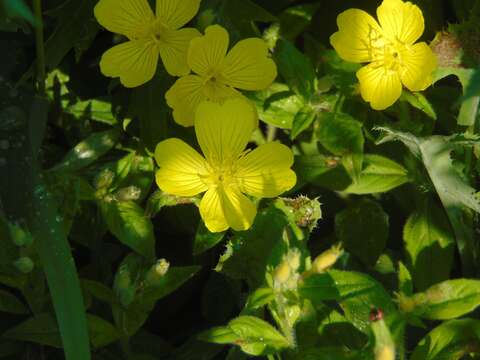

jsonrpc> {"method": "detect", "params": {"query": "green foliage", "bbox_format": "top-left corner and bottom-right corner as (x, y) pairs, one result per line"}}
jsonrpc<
(2, 0), (480, 358)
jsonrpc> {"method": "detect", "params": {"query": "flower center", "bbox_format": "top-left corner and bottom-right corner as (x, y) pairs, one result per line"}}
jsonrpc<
(368, 31), (406, 73)
(201, 162), (237, 189)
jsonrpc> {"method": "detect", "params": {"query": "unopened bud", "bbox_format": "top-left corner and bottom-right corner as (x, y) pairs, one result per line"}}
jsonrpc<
(145, 259), (170, 286)
(95, 168), (115, 190)
(273, 261), (291, 285)
(371, 312), (395, 360)
(14, 257), (34, 273)
(114, 186), (141, 201)
(376, 345), (395, 360)
(311, 244), (343, 273)
(8, 223), (33, 247)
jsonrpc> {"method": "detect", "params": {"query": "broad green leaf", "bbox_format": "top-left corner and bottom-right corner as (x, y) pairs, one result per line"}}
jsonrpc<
(0, 289), (29, 314)
(204, 316), (289, 356)
(329, 270), (396, 331)
(299, 273), (340, 304)
(343, 154), (409, 194)
(2, 0), (35, 24)
(249, 84), (304, 129)
(403, 197), (455, 291)
(87, 315), (122, 348)
(398, 262), (413, 296)
(291, 106), (317, 139)
(51, 129), (121, 173)
(411, 319), (480, 360)
(275, 39), (316, 101)
(101, 200), (155, 259)
(193, 222), (225, 255)
(377, 127), (480, 274)
(293, 154), (352, 191)
(335, 199), (389, 267)
(408, 279), (480, 320)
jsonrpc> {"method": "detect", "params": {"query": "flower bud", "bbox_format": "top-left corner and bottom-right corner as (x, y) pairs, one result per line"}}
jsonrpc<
(311, 244), (343, 273)
(114, 186), (141, 201)
(14, 257), (34, 273)
(8, 223), (33, 247)
(273, 261), (291, 285)
(145, 259), (170, 286)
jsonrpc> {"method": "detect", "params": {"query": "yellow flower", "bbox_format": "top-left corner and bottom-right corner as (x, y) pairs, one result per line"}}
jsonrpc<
(165, 25), (277, 127)
(94, 0), (201, 87)
(330, 0), (438, 110)
(154, 98), (296, 232)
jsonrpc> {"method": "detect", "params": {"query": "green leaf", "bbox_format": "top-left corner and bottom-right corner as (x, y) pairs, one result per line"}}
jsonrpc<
(203, 316), (290, 356)
(2, 0), (35, 24)
(377, 128), (480, 274)
(275, 39), (316, 101)
(141, 266), (200, 304)
(403, 197), (455, 291)
(197, 0), (276, 40)
(291, 106), (317, 139)
(193, 222), (225, 255)
(343, 154), (409, 194)
(279, 4), (321, 41)
(411, 319), (480, 360)
(45, 0), (98, 66)
(299, 273), (340, 304)
(221, 206), (288, 288)
(65, 99), (117, 125)
(398, 261), (413, 296)
(317, 112), (364, 181)
(400, 91), (437, 120)
(128, 68), (171, 151)
(0, 86), (91, 360)
(335, 199), (389, 267)
(433, 67), (479, 126)
(51, 129), (121, 173)
(0, 289), (29, 314)
(101, 200), (155, 259)
(4, 313), (121, 349)
(410, 279), (480, 320)
(243, 287), (275, 312)
(329, 270), (396, 331)
(249, 84), (305, 129)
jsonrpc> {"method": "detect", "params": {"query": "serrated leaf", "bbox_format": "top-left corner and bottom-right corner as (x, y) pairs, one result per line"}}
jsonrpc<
(335, 199), (389, 267)
(400, 91), (437, 120)
(403, 197), (455, 291)
(377, 127), (480, 274)
(101, 200), (155, 259)
(243, 287), (275, 312)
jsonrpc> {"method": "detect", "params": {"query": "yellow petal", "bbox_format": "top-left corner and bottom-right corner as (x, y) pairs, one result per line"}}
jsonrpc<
(165, 75), (206, 126)
(194, 98), (257, 165)
(221, 186), (257, 231)
(236, 142), (297, 198)
(94, 0), (154, 39)
(399, 42), (438, 91)
(377, 0), (424, 45)
(220, 38), (277, 90)
(357, 64), (402, 110)
(199, 188), (229, 232)
(156, 0), (201, 29)
(159, 28), (201, 76)
(330, 9), (383, 63)
(100, 39), (159, 88)
(188, 25), (229, 77)
(155, 138), (209, 197)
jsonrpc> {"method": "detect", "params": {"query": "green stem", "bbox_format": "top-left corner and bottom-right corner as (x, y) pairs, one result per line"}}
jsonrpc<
(32, 0), (46, 94)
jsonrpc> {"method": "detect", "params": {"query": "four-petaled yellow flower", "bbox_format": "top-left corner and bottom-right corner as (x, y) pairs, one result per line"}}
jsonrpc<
(94, 0), (201, 87)
(330, 0), (438, 110)
(154, 98), (296, 232)
(165, 25), (277, 127)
